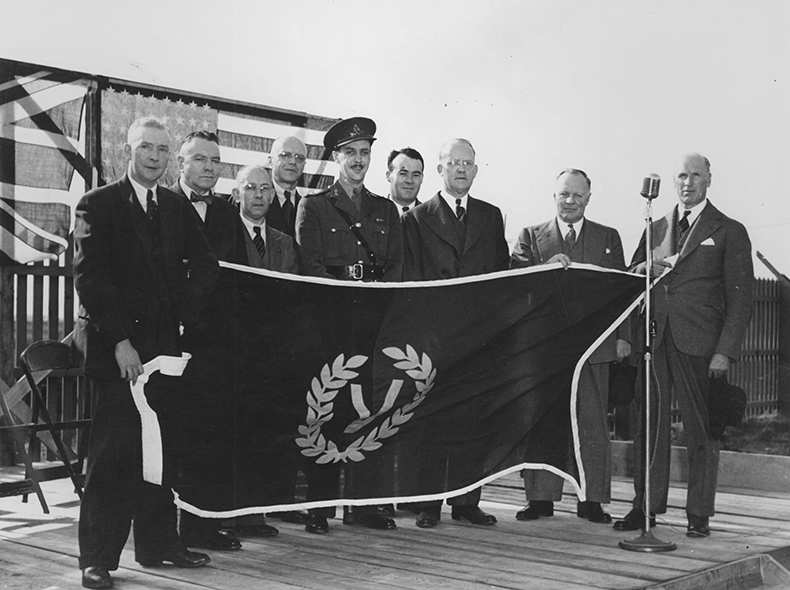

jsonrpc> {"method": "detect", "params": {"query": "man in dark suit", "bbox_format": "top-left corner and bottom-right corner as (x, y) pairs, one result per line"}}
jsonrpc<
(266, 135), (307, 238)
(510, 168), (631, 525)
(615, 153), (754, 538)
(295, 117), (402, 534)
(386, 147), (424, 216)
(171, 130), (254, 551)
(401, 138), (508, 528)
(171, 130), (248, 265)
(74, 117), (217, 589)
(402, 138), (509, 282)
(234, 165), (298, 273)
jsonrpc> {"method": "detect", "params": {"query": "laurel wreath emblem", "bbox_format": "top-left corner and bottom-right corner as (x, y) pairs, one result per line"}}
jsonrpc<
(295, 345), (436, 464)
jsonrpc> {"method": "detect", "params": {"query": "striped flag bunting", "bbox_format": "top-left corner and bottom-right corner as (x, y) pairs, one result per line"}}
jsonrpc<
(100, 86), (337, 196)
(0, 64), (93, 263)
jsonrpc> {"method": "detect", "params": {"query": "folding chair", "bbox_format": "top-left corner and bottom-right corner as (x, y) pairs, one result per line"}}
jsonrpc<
(0, 340), (90, 513)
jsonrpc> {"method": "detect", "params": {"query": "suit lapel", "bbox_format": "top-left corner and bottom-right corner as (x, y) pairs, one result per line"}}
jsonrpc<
(678, 202), (721, 262)
(424, 193), (462, 254)
(536, 219), (563, 261)
(462, 196), (483, 255)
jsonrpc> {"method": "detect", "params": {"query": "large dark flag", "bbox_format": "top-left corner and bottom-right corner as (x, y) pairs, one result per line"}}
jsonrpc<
(135, 263), (644, 517)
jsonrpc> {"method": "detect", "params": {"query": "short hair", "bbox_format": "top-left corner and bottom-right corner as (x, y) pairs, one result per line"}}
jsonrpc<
(438, 138), (476, 161)
(387, 147), (424, 171)
(556, 168), (592, 190)
(180, 130), (220, 151)
(127, 116), (169, 143)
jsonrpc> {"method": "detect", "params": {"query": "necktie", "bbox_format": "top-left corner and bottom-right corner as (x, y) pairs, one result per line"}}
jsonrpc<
(146, 190), (159, 224)
(253, 226), (266, 259)
(282, 191), (294, 224)
(401, 206), (409, 213)
(351, 189), (362, 212)
(677, 210), (692, 248)
(455, 198), (466, 225)
(190, 191), (214, 204)
(565, 224), (576, 249)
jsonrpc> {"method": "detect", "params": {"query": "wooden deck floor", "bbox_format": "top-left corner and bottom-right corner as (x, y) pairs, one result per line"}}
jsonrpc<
(1, 470), (789, 590)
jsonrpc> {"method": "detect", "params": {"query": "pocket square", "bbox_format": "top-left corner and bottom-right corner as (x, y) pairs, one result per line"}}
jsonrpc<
(701, 238), (715, 246)
(605, 248), (611, 254)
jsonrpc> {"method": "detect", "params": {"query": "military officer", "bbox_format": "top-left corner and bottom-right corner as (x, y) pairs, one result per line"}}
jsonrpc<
(295, 117), (403, 282)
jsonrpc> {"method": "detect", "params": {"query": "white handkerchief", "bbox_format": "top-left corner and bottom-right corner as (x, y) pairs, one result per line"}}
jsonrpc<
(605, 247), (611, 254)
(701, 238), (715, 246)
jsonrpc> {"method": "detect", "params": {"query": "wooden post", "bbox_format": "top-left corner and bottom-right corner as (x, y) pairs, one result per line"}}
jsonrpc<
(0, 264), (16, 465)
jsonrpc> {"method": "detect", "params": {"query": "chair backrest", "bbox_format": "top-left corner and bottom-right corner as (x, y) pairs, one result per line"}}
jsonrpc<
(20, 340), (77, 374)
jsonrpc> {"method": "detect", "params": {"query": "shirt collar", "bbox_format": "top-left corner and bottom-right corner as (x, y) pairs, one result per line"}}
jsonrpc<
(557, 216), (585, 238)
(239, 213), (267, 239)
(678, 198), (707, 226)
(440, 190), (468, 210)
(128, 174), (157, 207)
(273, 180), (298, 205)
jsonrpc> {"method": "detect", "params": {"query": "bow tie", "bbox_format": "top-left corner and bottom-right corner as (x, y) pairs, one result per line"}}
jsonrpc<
(190, 191), (214, 204)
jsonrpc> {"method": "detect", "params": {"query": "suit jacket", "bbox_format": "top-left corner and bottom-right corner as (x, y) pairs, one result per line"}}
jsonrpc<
(266, 189), (302, 238)
(402, 192), (509, 281)
(243, 223), (299, 273)
(169, 181), (248, 265)
(295, 181), (403, 281)
(74, 175), (219, 378)
(629, 200), (754, 359)
(510, 217), (627, 363)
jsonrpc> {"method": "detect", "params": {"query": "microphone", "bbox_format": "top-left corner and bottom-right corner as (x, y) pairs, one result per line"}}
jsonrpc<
(640, 174), (660, 200)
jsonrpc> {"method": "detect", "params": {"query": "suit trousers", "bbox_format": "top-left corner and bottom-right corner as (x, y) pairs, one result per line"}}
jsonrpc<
(523, 362), (612, 503)
(632, 325), (720, 517)
(78, 376), (181, 569)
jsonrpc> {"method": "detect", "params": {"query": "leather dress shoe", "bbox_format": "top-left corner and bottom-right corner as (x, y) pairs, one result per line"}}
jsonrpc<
(377, 504), (396, 518)
(686, 514), (710, 538)
(138, 547), (211, 568)
(577, 501), (612, 524)
(182, 528), (241, 551)
(267, 510), (310, 525)
(416, 509), (440, 528)
(451, 505), (497, 525)
(82, 566), (113, 589)
(305, 514), (329, 534)
(613, 509), (656, 531)
(515, 501), (554, 521)
(237, 523), (279, 537)
(352, 513), (397, 529)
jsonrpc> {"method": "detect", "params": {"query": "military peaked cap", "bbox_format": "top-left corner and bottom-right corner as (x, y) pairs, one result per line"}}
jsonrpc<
(323, 117), (377, 151)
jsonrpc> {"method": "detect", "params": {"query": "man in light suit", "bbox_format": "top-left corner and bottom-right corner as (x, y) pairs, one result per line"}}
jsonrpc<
(386, 147), (424, 216)
(233, 165), (298, 273)
(266, 135), (307, 238)
(74, 117), (216, 589)
(615, 153), (754, 537)
(510, 168), (631, 525)
(401, 138), (508, 528)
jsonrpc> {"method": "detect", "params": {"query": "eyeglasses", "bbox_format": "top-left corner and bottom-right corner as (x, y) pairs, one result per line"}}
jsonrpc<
(277, 151), (307, 164)
(243, 184), (273, 194)
(446, 159), (474, 168)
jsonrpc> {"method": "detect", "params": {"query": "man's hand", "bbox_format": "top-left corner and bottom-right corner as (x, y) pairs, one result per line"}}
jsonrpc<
(115, 339), (143, 384)
(546, 253), (572, 269)
(650, 258), (673, 279)
(708, 353), (730, 378)
(616, 339), (631, 361)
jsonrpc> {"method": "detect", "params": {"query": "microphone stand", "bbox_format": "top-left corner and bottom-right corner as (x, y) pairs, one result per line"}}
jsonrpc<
(619, 194), (676, 553)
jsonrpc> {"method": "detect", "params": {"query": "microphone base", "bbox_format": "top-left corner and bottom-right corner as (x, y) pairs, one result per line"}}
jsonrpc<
(619, 530), (677, 553)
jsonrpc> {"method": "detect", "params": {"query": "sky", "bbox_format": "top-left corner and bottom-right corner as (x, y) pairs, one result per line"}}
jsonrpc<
(2, 0), (788, 277)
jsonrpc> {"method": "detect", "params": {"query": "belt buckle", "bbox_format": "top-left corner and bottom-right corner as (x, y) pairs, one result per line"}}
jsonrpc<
(351, 263), (364, 280)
